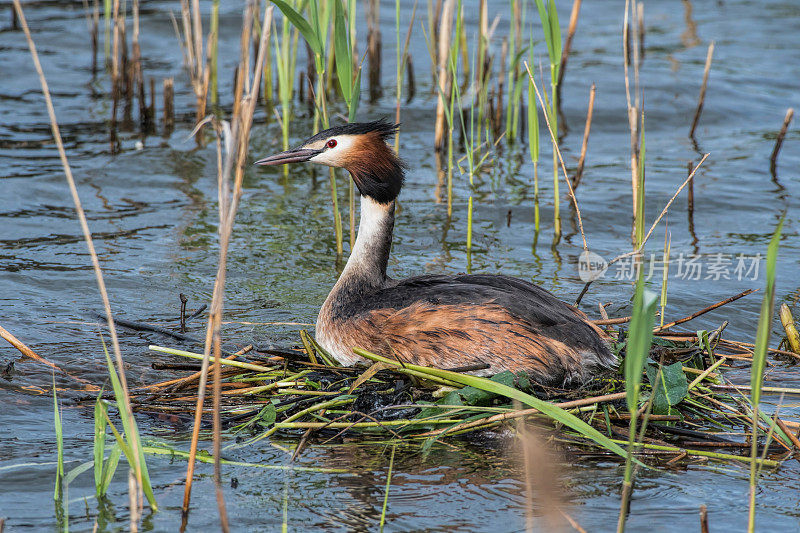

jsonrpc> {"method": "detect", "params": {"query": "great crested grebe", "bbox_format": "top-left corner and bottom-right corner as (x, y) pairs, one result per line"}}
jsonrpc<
(256, 120), (615, 387)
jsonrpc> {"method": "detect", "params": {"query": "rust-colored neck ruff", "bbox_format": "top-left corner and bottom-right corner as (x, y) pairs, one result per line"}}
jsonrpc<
(343, 133), (405, 204)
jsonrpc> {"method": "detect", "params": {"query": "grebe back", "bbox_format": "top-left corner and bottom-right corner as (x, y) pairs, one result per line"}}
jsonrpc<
(256, 120), (615, 387)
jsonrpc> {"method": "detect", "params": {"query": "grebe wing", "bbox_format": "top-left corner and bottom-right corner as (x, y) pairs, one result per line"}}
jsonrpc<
(366, 273), (592, 328)
(332, 274), (614, 385)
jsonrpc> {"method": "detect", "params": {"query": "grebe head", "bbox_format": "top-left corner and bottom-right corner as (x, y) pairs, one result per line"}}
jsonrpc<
(255, 119), (406, 204)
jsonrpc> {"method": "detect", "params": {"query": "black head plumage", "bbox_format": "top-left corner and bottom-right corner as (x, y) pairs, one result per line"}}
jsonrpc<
(299, 118), (400, 148)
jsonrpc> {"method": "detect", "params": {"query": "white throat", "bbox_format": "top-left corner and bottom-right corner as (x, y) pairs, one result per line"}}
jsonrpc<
(340, 196), (394, 282)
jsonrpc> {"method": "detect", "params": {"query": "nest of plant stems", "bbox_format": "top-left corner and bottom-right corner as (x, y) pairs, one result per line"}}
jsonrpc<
(77, 315), (800, 468)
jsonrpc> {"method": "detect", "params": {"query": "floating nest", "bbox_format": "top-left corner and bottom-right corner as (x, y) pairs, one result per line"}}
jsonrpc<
(77, 304), (800, 468)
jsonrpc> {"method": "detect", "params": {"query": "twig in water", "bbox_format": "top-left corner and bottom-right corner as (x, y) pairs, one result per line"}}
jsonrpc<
(96, 313), (201, 344)
(180, 293), (188, 332)
(556, 0), (583, 100)
(769, 108), (794, 175)
(689, 42), (714, 139)
(700, 505), (709, 533)
(572, 83), (595, 190)
(655, 288), (756, 332)
(0, 324), (94, 387)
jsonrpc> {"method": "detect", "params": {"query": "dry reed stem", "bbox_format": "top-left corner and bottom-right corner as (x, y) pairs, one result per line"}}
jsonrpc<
(592, 316), (631, 326)
(394, 2), (418, 150)
(689, 42), (714, 138)
(433, 0), (455, 152)
(610, 153), (710, 265)
(12, 0), (144, 515)
(572, 82), (595, 190)
(775, 417), (800, 450)
(557, 0), (583, 96)
(366, 0), (382, 102)
(700, 504), (709, 533)
(181, 5), (273, 521)
(0, 325), (62, 374)
(524, 61), (588, 251)
(0, 324), (98, 389)
(770, 108), (794, 171)
(163, 77), (174, 134)
(575, 154), (710, 306)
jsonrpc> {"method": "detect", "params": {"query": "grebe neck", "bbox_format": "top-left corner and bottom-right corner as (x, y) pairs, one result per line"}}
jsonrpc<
(338, 195), (395, 290)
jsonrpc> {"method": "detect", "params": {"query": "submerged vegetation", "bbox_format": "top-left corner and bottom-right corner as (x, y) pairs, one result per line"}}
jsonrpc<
(2, 0), (798, 531)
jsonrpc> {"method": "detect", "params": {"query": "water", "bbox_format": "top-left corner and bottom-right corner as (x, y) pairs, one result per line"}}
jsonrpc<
(1, 0), (799, 530)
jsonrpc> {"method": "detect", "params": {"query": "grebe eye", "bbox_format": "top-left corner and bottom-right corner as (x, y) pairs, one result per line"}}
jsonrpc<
(326, 139), (337, 148)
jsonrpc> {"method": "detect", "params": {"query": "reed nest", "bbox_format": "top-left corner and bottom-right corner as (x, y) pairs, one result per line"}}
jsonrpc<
(81, 308), (800, 468)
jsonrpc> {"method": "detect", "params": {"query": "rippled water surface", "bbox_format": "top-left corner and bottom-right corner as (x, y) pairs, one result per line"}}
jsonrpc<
(1, 0), (799, 531)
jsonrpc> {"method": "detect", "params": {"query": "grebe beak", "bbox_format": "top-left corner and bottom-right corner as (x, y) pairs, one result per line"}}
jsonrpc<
(254, 148), (322, 166)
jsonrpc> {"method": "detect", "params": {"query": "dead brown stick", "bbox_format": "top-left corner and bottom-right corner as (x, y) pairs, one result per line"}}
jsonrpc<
(572, 82), (596, 190)
(592, 316), (632, 326)
(0, 324), (61, 372)
(769, 108), (794, 172)
(655, 288), (756, 332)
(433, 0), (455, 152)
(141, 345), (252, 391)
(689, 41), (714, 138)
(556, 0), (582, 95)
(775, 417), (800, 450)
(0, 324), (97, 389)
(700, 505), (709, 533)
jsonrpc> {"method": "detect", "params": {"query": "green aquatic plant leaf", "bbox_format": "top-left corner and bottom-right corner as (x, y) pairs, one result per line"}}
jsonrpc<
(52, 375), (64, 503)
(749, 216), (783, 531)
(271, 0), (321, 56)
(751, 217), (783, 406)
(257, 403), (277, 428)
(333, 0), (352, 105)
(100, 444), (122, 497)
(547, 0), (562, 77)
(93, 392), (107, 495)
(625, 276), (658, 413)
(646, 361), (688, 415)
(101, 336), (157, 511)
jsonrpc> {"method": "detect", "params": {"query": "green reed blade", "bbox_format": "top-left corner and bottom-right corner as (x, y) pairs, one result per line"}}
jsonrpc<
(748, 216), (783, 532)
(625, 274), (658, 413)
(271, 0), (321, 55)
(93, 391), (106, 494)
(101, 335), (157, 511)
(333, 0), (352, 105)
(53, 375), (64, 503)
